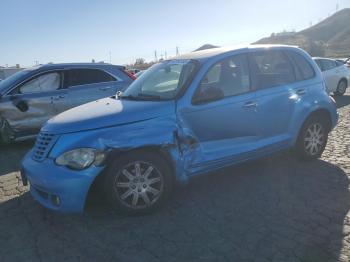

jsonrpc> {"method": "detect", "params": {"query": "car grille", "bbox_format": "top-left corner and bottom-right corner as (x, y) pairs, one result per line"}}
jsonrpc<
(32, 132), (58, 162)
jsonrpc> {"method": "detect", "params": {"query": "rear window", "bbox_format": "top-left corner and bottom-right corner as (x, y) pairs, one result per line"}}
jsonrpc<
(286, 51), (315, 81)
(65, 69), (116, 87)
(250, 50), (295, 89)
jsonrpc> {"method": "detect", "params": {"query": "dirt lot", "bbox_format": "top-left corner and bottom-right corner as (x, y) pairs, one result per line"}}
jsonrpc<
(1, 95), (350, 262)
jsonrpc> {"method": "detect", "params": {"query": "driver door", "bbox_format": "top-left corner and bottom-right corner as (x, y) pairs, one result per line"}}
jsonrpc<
(1, 71), (62, 136)
(177, 53), (259, 174)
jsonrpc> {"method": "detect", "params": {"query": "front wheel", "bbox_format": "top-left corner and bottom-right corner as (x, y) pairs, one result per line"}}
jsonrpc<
(295, 116), (329, 160)
(104, 151), (174, 215)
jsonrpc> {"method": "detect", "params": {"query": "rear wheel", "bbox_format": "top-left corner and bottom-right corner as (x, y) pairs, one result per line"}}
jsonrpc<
(334, 80), (347, 96)
(295, 116), (329, 160)
(104, 151), (173, 215)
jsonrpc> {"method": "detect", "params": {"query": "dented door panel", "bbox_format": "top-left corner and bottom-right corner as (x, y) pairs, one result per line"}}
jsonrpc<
(177, 92), (259, 174)
(0, 91), (57, 136)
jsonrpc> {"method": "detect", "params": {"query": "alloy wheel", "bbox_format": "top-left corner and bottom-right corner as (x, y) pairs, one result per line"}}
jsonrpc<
(303, 123), (325, 156)
(114, 161), (164, 209)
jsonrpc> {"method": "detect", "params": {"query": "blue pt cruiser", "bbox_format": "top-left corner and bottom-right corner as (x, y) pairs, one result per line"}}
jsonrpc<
(22, 45), (338, 214)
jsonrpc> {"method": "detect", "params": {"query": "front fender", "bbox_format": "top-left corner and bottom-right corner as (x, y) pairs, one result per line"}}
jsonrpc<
(49, 116), (189, 184)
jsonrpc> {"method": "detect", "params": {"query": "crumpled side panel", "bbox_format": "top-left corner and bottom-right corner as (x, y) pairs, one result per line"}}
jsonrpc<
(49, 116), (192, 183)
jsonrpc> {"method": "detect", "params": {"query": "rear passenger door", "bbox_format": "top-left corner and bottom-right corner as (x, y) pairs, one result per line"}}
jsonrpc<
(249, 49), (312, 149)
(62, 68), (119, 111)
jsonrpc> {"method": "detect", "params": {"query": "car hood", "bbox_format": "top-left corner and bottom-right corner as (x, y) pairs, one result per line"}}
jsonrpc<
(42, 97), (175, 134)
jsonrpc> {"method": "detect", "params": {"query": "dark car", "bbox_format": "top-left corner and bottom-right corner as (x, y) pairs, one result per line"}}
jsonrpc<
(0, 63), (134, 143)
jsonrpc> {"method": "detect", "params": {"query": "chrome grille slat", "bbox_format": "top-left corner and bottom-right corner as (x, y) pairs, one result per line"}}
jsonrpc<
(32, 132), (58, 162)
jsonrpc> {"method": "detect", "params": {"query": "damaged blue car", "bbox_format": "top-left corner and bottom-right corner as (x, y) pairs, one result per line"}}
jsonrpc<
(22, 45), (338, 214)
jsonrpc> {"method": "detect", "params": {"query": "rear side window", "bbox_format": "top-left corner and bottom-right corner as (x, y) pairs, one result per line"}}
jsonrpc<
(250, 50), (295, 89)
(336, 61), (344, 67)
(286, 51), (315, 81)
(65, 69), (116, 87)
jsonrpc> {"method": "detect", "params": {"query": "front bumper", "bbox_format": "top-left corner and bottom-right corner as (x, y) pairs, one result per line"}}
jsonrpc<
(22, 151), (104, 213)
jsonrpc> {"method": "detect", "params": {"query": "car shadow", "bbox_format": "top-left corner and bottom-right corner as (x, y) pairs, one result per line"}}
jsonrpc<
(335, 94), (350, 109)
(0, 141), (33, 177)
(1, 154), (349, 261)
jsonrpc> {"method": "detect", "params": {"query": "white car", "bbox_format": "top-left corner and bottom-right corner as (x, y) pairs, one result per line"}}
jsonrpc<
(314, 57), (350, 96)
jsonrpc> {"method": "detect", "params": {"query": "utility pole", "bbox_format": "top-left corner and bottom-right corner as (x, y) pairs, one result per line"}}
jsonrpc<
(109, 51), (112, 64)
(176, 46), (179, 56)
(165, 51), (167, 59)
(336, 2), (339, 12)
(154, 50), (158, 62)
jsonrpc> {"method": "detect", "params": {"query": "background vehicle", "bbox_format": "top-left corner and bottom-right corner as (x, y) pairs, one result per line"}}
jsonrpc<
(0, 63), (134, 143)
(314, 57), (350, 95)
(22, 45), (338, 215)
(134, 70), (145, 78)
(335, 58), (350, 69)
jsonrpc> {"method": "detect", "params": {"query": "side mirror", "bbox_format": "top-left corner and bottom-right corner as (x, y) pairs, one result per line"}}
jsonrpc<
(193, 85), (224, 105)
(11, 96), (29, 112)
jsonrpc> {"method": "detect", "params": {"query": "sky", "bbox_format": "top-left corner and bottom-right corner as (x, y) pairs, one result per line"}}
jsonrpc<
(1, 0), (350, 67)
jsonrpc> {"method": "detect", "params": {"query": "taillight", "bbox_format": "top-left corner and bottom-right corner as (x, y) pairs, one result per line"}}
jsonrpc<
(124, 70), (136, 80)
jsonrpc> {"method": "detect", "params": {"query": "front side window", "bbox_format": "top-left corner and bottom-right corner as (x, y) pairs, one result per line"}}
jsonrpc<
(250, 50), (295, 89)
(193, 54), (251, 104)
(321, 59), (337, 71)
(121, 60), (197, 100)
(19, 72), (61, 94)
(315, 59), (323, 71)
(66, 69), (116, 87)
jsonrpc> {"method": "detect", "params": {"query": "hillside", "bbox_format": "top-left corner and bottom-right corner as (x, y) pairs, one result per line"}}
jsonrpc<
(255, 8), (350, 57)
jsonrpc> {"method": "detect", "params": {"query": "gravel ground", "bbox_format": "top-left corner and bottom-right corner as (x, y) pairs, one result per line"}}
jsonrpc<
(1, 95), (350, 262)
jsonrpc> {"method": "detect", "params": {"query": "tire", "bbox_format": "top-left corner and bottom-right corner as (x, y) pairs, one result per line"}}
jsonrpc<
(295, 115), (329, 160)
(334, 80), (347, 96)
(104, 151), (174, 215)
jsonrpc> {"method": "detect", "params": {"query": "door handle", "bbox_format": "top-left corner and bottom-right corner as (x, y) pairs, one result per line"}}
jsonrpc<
(242, 101), (258, 108)
(296, 89), (306, 95)
(52, 95), (65, 100)
(99, 86), (112, 91)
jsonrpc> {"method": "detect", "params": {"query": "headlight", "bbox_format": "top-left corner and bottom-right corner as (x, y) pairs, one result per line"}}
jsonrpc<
(55, 148), (106, 170)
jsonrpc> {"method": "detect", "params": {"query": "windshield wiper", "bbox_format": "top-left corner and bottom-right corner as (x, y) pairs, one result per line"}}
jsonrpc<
(137, 93), (162, 100)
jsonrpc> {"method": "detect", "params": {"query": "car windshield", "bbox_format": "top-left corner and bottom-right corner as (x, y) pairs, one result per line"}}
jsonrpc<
(0, 69), (31, 95)
(120, 60), (197, 100)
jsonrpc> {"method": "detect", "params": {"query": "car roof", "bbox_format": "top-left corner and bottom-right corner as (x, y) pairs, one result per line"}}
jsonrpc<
(33, 63), (125, 70)
(313, 57), (335, 61)
(172, 44), (300, 62)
